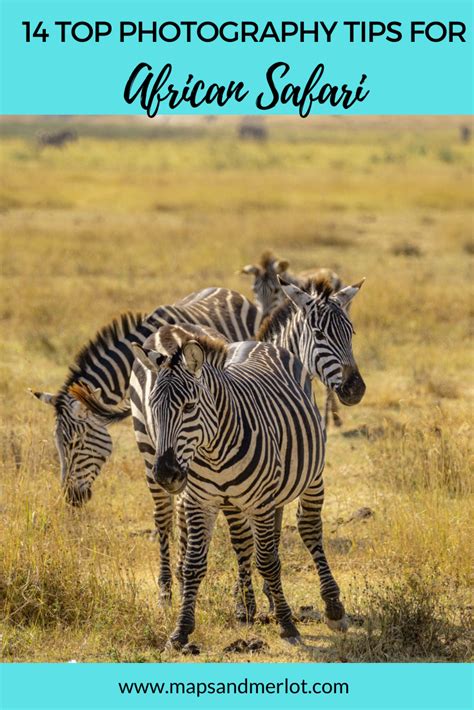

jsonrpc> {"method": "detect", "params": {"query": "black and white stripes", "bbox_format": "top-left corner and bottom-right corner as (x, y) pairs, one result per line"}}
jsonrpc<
(130, 325), (348, 647)
(31, 289), (260, 506)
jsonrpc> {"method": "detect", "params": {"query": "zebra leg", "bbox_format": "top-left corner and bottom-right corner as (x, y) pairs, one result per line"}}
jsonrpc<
(175, 495), (187, 597)
(262, 507), (283, 613)
(324, 388), (331, 430)
(296, 486), (348, 632)
(330, 389), (343, 428)
(252, 510), (300, 641)
(147, 474), (174, 605)
(168, 503), (217, 650)
(223, 508), (257, 624)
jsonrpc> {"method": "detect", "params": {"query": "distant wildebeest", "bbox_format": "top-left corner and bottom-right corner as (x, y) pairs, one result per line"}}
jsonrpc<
(36, 130), (78, 149)
(460, 125), (471, 144)
(240, 251), (345, 428)
(238, 119), (268, 141)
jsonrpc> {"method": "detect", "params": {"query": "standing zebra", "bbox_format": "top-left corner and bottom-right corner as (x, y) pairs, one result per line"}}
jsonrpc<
(222, 275), (365, 619)
(127, 324), (349, 649)
(72, 278), (365, 616)
(240, 251), (344, 427)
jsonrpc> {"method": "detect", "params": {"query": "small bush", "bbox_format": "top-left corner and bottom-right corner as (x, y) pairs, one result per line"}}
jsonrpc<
(391, 242), (422, 257)
(0, 502), (165, 649)
(338, 569), (472, 661)
(438, 147), (456, 163)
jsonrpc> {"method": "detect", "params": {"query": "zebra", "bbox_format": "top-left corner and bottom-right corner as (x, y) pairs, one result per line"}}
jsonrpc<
(31, 289), (260, 600)
(241, 251), (345, 429)
(225, 275), (365, 619)
(30, 289), (260, 508)
(124, 323), (350, 649)
(30, 313), (149, 506)
(240, 250), (343, 319)
(71, 278), (365, 615)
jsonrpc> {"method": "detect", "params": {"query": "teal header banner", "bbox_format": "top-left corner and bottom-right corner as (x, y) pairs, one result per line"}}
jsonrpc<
(0, 0), (473, 115)
(0, 663), (473, 710)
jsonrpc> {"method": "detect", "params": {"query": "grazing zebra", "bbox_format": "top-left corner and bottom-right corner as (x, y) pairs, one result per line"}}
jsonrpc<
(72, 278), (365, 615)
(31, 289), (260, 600)
(124, 324), (348, 649)
(31, 289), (260, 508)
(30, 313), (149, 506)
(241, 251), (344, 428)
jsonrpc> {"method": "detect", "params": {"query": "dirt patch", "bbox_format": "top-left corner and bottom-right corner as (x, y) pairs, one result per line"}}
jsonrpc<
(224, 637), (269, 654)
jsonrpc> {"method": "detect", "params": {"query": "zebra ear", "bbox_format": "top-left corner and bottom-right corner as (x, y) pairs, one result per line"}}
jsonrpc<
(240, 264), (259, 276)
(274, 259), (290, 274)
(132, 343), (165, 373)
(28, 389), (57, 406)
(182, 341), (204, 378)
(334, 278), (365, 311)
(278, 278), (313, 310)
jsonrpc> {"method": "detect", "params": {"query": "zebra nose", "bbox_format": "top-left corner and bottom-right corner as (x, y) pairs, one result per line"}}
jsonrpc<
(337, 368), (366, 406)
(153, 448), (187, 495)
(63, 484), (92, 507)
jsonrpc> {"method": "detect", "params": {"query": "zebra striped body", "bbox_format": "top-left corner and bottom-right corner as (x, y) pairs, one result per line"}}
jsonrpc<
(130, 325), (347, 647)
(32, 289), (260, 505)
(224, 277), (365, 617)
(32, 289), (259, 601)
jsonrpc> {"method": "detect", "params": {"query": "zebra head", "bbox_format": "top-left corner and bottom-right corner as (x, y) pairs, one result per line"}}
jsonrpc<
(133, 329), (223, 495)
(279, 278), (366, 406)
(240, 251), (291, 317)
(31, 387), (124, 506)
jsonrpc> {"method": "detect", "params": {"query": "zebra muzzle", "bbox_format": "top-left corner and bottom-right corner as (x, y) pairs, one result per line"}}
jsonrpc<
(153, 448), (188, 495)
(63, 484), (92, 507)
(336, 369), (366, 406)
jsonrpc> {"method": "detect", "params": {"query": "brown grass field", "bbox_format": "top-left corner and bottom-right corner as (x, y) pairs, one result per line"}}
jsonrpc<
(0, 116), (473, 663)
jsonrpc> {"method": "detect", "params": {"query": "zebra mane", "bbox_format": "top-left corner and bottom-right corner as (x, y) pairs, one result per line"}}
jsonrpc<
(141, 324), (228, 372)
(302, 276), (335, 299)
(60, 312), (145, 398)
(259, 250), (290, 274)
(256, 277), (333, 342)
(170, 332), (228, 370)
(259, 250), (278, 270)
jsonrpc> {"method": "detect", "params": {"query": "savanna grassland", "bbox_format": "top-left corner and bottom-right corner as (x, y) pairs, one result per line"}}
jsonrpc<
(0, 116), (472, 663)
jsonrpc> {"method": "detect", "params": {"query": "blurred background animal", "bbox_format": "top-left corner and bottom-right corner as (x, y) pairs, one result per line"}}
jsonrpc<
(240, 250), (345, 428)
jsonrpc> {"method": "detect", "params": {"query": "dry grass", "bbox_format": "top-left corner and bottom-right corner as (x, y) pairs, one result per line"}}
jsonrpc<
(0, 116), (473, 662)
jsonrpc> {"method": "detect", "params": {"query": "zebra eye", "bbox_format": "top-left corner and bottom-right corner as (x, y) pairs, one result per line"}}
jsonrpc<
(315, 330), (325, 339)
(183, 403), (194, 414)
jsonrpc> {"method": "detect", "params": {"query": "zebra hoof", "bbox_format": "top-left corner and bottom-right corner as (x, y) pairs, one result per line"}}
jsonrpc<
(280, 620), (300, 640)
(159, 592), (172, 608)
(282, 635), (303, 646)
(166, 633), (189, 651)
(325, 614), (350, 633)
(236, 612), (255, 625)
(182, 643), (200, 656)
(158, 583), (172, 607)
(235, 602), (256, 625)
